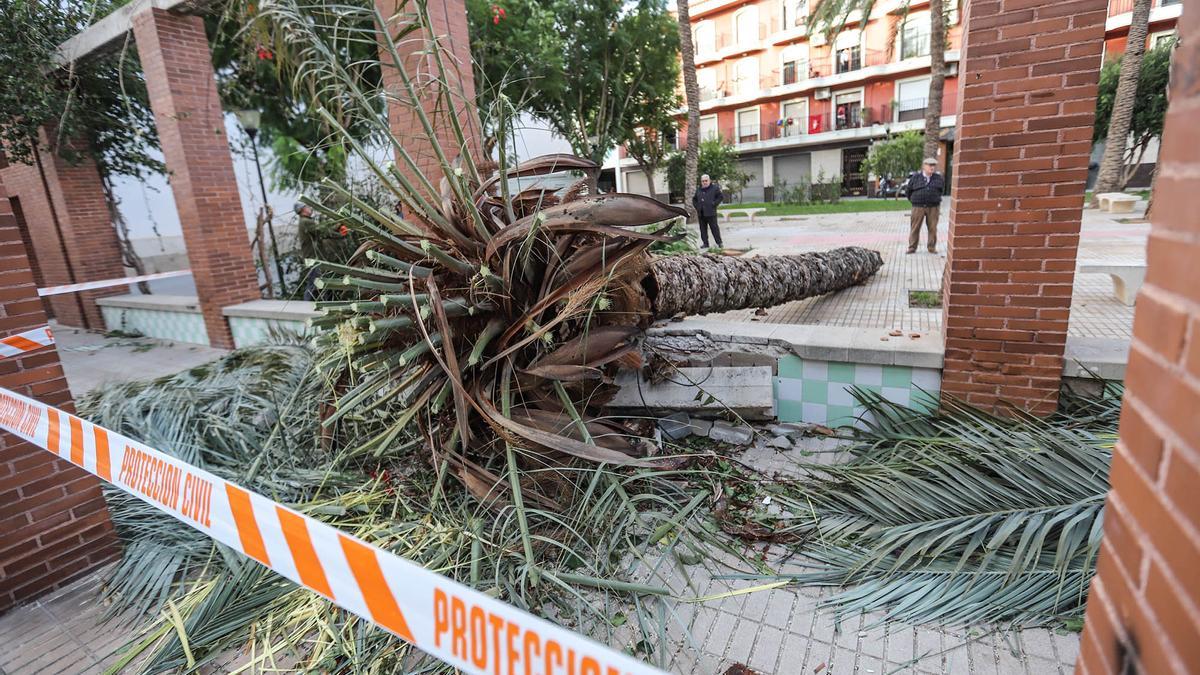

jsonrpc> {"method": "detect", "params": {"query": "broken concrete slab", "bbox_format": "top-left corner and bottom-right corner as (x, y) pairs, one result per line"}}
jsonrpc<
(658, 412), (692, 441)
(688, 418), (714, 437)
(768, 435), (792, 450)
(709, 420), (754, 445)
(608, 366), (775, 419)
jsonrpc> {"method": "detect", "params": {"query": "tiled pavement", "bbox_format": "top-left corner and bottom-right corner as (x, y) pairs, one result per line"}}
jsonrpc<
(706, 203), (1146, 341)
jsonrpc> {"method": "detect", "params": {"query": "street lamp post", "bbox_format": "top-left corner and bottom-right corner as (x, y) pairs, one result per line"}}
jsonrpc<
(235, 109), (288, 297)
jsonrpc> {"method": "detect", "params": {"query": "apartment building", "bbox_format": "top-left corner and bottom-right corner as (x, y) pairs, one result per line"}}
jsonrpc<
(615, 0), (1181, 201)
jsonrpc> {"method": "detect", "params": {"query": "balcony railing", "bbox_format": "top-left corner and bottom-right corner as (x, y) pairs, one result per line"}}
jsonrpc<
(808, 48), (887, 79)
(705, 104), (895, 145)
(1110, 0), (1180, 16)
(895, 97), (928, 122)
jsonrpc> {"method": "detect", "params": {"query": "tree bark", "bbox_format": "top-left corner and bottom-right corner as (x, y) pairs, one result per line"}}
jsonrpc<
(923, 0), (946, 161)
(676, 0), (701, 220)
(1093, 0), (1152, 198)
(647, 246), (883, 318)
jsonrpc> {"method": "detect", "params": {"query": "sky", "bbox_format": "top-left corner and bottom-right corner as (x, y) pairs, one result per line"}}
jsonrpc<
(110, 112), (574, 243)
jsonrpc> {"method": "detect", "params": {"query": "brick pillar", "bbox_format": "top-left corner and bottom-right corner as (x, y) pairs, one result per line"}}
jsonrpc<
(376, 0), (483, 188)
(0, 133), (127, 330)
(133, 8), (260, 349)
(1076, 12), (1200, 674)
(0, 172), (119, 612)
(940, 0), (1108, 415)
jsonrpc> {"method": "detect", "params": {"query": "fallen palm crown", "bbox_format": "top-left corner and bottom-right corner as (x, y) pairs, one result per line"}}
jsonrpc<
(76, 1), (1115, 671)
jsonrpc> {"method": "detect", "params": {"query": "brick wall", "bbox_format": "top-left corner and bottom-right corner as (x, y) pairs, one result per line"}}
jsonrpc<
(0, 132), (127, 330)
(0, 173), (119, 613)
(1076, 10), (1200, 674)
(940, 0), (1108, 416)
(133, 8), (261, 349)
(376, 0), (483, 189)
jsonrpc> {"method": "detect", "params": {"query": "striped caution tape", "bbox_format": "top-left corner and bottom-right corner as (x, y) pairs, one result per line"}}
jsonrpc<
(0, 385), (664, 675)
(0, 326), (54, 359)
(37, 270), (193, 297)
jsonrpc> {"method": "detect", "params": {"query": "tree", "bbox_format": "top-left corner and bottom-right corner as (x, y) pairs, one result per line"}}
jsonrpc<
(262, 0), (882, 487)
(667, 137), (750, 200)
(923, 0), (946, 160)
(862, 131), (923, 193)
(1092, 0), (1152, 198)
(624, 123), (675, 202)
(467, 0), (681, 166)
(1093, 36), (1173, 190)
(675, 0), (701, 219)
(808, 0), (949, 160)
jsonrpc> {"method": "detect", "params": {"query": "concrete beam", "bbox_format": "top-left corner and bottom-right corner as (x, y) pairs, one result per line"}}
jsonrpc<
(53, 0), (206, 66)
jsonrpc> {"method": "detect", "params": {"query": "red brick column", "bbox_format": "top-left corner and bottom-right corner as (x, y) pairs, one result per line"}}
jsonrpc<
(941, 0), (1108, 415)
(376, 0), (483, 188)
(1076, 11), (1200, 674)
(0, 133), (127, 330)
(0, 172), (119, 612)
(133, 8), (260, 349)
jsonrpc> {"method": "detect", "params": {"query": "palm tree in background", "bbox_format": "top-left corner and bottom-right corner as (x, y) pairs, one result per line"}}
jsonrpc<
(1092, 0), (1152, 199)
(675, 0), (702, 219)
(808, 0), (949, 161)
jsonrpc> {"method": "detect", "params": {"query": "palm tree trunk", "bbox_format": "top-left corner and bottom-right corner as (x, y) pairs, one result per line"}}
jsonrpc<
(923, 0), (946, 161)
(1093, 0), (1152, 198)
(647, 246), (883, 318)
(676, 0), (701, 220)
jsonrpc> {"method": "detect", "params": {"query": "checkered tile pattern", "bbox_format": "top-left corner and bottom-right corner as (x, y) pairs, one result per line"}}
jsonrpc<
(228, 317), (308, 348)
(99, 306), (209, 346)
(775, 355), (941, 427)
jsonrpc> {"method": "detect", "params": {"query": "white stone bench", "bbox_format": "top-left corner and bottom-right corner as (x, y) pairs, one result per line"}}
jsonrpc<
(1096, 192), (1139, 213)
(1079, 263), (1146, 305)
(718, 207), (766, 224)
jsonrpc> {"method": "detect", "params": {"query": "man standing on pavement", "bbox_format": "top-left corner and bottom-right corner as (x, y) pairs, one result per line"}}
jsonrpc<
(905, 157), (944, 254)
(692, 174), (724, 249)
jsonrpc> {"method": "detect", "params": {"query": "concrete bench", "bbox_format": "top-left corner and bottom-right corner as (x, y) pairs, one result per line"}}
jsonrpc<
(1079, 263), (1146, 306)
(1096, 192), (1139, 213)
(719, 207), (766, 224)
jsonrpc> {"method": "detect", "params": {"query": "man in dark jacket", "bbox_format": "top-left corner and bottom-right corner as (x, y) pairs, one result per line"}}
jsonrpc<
(904, 157), (944, 253)
(692, 174), (724, 249)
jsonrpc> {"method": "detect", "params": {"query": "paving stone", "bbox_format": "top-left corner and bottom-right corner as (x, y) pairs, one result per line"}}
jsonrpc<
(726, 619), (757, 664)
(763, 592), (798, 631)
(749, 625), (785, 674)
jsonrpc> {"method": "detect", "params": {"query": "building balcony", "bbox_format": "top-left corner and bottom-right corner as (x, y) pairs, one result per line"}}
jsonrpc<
(1106, 0), (1182, 32)
(691, 49), (960, 114)
(695, 32), (765, 65)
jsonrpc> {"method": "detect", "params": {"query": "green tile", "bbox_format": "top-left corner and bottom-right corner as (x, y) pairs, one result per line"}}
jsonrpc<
(828, 362), (856, 384)
(802, 379), (827, 404)
(882, 365), (913, 388)
(778, 355), (804, 379)
(860, 384), (883, 397)
(776, 399), (804, 423)
(827, 405), (857, 426)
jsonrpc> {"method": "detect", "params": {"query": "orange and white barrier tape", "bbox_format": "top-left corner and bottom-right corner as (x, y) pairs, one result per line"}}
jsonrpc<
(0, 326), (54, 359)
(0, 385), (664, 675)
(37, 270), (192, 297)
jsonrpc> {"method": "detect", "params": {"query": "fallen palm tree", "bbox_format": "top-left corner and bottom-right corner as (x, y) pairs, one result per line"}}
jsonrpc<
(252, 0), (882, 500)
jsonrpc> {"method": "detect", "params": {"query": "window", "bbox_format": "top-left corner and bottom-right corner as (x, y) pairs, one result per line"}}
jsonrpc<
(734, 57), (759, 96)
(737, 108), (761, 143)
(834, 90), (863, 130)
(699, 115), (719, 141)
(834, 30), (863, 74)
(781, 44), (808, 85)
(781, 0), (809, 29)
(896, 77), (929, 122)
(781, 100), (808, 137)
(899, 12), (931, 60)
(734, 6), (759, 46)
(1150, 30), (1178, 49)
(697, 68), (719, 101)
(694, 21), (715, 55)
